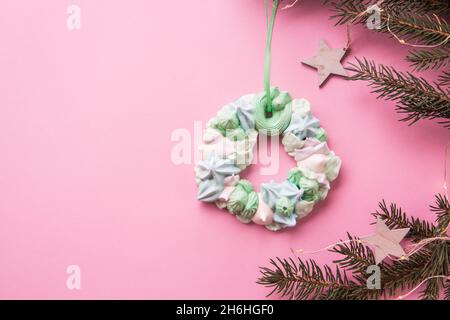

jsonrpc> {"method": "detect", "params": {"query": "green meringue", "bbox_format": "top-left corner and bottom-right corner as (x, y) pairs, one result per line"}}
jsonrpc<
(288, 168), (326, 202)
(226, 180), (255, 215)
(287, 167), (303, 187)
(299, 176), (320, 202)
(235, 180), (254, 194)
(214, 105), (240, 135)
(315, 127), (328, 142)
(239, 191), (259, 220)
(226, 127), (246, 141)
(272, 91), (292, 112)
(275, 197), (294, 217)
(227, 188), (248, 214)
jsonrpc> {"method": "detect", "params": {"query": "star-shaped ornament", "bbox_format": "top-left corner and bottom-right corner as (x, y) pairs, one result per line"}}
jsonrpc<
(302, 39), (348, 87)
(361, 218), (410, 265)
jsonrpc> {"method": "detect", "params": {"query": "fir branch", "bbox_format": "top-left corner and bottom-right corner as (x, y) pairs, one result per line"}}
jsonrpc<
(347, 58), (450, 128)
(407, 48), (450, 71)
(430, 194), (450, 233)
(420, 277), (440, 300)
(258, 195), (449, 300)
(327, 0), (373, 25)
(381, 0), (450, 15)
(372, 200), (438, 240)
(415, 240), (449, 299)
(381, 249), (433, 296)
(445, 280), (450, 300)
(329, 1), (450, 47)
(257, 257), (377, 300)
(424, 241), (449, 279)
(330, 233), (376, 274)
(324, 0), (450, 15)
(385, 13), (450, 47)
(438, 71), (450, 87)
(375, 195), (449, 296)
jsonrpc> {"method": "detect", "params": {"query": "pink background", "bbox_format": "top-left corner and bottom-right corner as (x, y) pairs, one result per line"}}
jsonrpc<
(0, 0), (448, 299)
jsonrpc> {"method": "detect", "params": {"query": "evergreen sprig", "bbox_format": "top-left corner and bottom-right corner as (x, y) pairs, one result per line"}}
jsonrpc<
(380, 0), (450, 15)
(324, 0), (450, 15)
(373, 194), (449, 299)
(347, 57), (450, 128)
(373, 200), (438, 240)
(257, 256), (378, 300)
(330, 233), (375, 273)
(438, 71), (450, 87)
(258, 195), (449, 300)
(422, 277), (441, 300)
(431, 194), (450, 233)
(328, 0), (450, 47)
(445, 280), (450, 299)
(380, 248), (433, 296)
(407, 48), (450, 71)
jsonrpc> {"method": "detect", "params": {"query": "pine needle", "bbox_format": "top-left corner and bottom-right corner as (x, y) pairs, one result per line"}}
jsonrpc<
(347, 57), (450, 128)
(407, 48), (450, 71)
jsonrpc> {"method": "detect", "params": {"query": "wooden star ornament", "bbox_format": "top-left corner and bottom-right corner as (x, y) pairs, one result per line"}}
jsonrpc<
(302, 39), (348, 87)
(361, 218), (410, 265)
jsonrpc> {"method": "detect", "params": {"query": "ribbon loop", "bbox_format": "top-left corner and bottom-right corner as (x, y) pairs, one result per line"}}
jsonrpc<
(264, 0), (279, 116)
(255, 87), (292, 136)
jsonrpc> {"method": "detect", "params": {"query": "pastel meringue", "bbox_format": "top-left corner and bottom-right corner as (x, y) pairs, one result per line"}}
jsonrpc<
(252, 193), (274, 226)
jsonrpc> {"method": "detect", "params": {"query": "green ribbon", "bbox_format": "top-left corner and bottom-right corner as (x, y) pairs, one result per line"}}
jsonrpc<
(255, 87), (292, 136)
(264, 0), (278, 115)
(256, 0), (292, 136)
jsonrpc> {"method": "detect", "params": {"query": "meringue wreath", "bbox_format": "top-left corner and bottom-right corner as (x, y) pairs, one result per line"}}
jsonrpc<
(194, 88), (341, 231)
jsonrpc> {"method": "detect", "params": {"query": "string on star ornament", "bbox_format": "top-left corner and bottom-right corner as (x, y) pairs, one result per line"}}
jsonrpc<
(281, 0), (299, 10)
(385, 12), (450, 48)
(396, 275), (450, 300)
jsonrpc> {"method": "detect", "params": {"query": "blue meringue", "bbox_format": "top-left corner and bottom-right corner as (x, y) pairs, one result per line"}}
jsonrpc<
(197, 177), (226, 202)
(235, 95), (257, 131)
(284, 113), (321, 140)
(273, 212), (297, 228)
(195, 157), (241, 202)
(260, 180), (303, 210)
